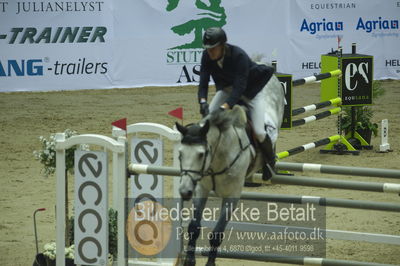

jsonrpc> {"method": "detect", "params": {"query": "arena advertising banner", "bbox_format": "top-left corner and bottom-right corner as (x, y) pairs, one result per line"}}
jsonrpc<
(112, 0), (290, 88)
(0, 0), (399, 92)
(0, 0), (113, 91)
(287, 0), (400, 79)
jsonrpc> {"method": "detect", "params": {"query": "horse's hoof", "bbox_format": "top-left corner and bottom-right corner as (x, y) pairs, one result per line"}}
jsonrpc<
(262, 164), (274, 181)
(244, 181), (262, 187)
(183, 257), (196, 266)
(205, 260), (216, 266)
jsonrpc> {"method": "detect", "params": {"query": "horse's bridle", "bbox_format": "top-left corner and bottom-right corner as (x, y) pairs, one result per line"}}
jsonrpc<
(179, 143), (211, 185)
(179, 127), (250, 190)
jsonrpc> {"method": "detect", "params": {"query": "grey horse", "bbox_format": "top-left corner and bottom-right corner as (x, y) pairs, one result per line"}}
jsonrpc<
(176, 75), (285, 266)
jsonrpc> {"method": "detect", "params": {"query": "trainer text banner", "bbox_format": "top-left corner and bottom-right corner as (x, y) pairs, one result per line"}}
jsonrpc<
(0, 0), (113, 91)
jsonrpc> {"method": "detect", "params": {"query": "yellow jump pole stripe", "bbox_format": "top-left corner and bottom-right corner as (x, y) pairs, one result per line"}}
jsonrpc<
(277, 135), (340, 159)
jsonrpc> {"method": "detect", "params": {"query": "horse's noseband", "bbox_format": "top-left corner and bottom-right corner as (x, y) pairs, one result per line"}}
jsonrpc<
(179, 144), (211, 184)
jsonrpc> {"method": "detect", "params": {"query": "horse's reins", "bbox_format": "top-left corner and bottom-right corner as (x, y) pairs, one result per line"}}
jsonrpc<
(180, 127), (250, 191)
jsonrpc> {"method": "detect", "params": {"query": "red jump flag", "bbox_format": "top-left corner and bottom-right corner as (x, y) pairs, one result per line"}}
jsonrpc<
(112, 118), (127, 131)
(168, 107), (183, 120)
(337, 35), (342, 49)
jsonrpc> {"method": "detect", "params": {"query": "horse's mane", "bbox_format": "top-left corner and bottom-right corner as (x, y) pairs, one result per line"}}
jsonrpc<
(178, 106), (247, 145)
(206, 105), (247, 131)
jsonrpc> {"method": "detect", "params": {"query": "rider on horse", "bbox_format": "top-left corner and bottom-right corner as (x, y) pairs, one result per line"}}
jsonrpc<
(197, 27), (278, 180)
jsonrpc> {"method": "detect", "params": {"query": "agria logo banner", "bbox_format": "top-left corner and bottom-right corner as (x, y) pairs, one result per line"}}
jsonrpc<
(300, 18), (344, 38)
(165, 0), (226, 83)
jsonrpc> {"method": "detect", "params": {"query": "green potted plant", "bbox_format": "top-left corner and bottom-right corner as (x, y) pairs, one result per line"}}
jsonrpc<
(339, 80), (384, 145)
(340, 106), (378, 142)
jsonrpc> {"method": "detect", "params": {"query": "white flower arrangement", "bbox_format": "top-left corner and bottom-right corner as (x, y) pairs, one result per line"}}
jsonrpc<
(108, 253), (114, 265)
(43, 242), (56, 260)
(43, 242), (74, 260)
(65, 244), (75, 260)
(33, 129), (89, 177)
(43, 242), (113, 264)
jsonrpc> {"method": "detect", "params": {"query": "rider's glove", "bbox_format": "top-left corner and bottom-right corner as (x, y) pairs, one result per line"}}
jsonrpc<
(200, 102), (209, 117)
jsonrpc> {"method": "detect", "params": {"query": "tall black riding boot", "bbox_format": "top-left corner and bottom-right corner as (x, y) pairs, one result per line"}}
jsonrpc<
(260, 134), (276, 180)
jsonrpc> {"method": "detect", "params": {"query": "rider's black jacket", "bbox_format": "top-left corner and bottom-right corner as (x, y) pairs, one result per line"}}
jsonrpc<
(198, 43), (274, 108)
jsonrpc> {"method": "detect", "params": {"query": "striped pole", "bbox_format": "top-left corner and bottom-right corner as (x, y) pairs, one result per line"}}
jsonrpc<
(276, 162), (400, 179)
(293, 69), (342, 87)
(268, 175), (400, 194)
(209, 191), (400, 212)
(198, 250), (394, 266)
(240, 191), (400, 212)
(276, 135), (340, 159)
(128, 164), (400, 194)
(196, 220), (400, 245)
(292, 107), (341, 127)
(292, 97), (341, 116)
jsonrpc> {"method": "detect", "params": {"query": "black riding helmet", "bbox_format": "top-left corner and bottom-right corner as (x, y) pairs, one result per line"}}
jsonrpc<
(202, 27), (227, 49)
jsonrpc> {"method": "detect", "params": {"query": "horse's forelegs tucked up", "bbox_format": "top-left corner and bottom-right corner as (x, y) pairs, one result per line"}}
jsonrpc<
(184, 197), (208, 266)
(206, 198), (239, 266)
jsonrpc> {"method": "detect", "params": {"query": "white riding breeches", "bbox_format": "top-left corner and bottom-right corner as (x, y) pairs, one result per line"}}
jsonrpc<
(209, 75), (285, 145)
